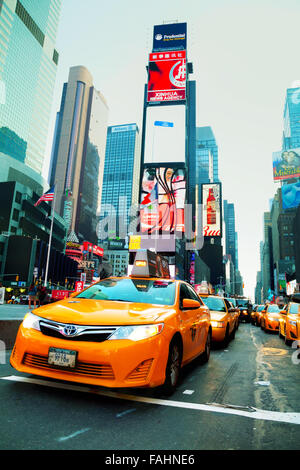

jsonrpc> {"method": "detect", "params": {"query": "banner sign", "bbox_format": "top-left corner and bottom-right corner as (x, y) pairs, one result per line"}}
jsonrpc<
(153, 23), (187, 51)
(140, 167), (186, 233)
(147, 50), (186, 103)
(201, 183), (222, 237)
(273, 149), (300, 181)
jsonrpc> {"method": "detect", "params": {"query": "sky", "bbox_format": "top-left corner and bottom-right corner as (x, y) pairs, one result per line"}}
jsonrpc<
(44, 0), (300, 300)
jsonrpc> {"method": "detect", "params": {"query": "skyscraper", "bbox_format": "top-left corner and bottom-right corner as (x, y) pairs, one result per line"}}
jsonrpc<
(100, 124), (140, 239)
(223, 200), (237, 269)
(282, 87), (300, 150)
(0, 0), (62, 181)
(49, 66), (109, 244)
(195, 126), (219, 183)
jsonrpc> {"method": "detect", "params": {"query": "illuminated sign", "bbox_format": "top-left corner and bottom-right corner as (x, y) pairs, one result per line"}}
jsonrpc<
(147, 50), (186, 103)
(82, 241), (104, 257)
(202, 183), (222, 237)
(273, 149), (300, 181)
(153, 23), (187, 51)
(144, 104), (186, 164)
(140, 167), (186, 233)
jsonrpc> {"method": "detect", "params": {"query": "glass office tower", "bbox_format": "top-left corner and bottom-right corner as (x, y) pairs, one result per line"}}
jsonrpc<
(195, 126), (219, 183)
(282, 87), (300, 150)
(100, 124), (140, 239)
(0, 0), (61, 175)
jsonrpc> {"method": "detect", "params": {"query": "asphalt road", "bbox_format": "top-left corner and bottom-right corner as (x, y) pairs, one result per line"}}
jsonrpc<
(1, 321), (300, 451)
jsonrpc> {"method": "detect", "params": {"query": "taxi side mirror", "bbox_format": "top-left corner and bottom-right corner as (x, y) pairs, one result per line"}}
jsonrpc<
(280, 309), (286, 315)
(262, 310), (266, 314)
(69, 292), (77, 298)
(182, 299), (201, 310)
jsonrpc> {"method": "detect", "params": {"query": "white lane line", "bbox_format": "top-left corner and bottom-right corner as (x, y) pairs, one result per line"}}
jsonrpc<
(2, 375), (300, 426)
(58, 428), (90, 442)
(116, 408), (136, 418)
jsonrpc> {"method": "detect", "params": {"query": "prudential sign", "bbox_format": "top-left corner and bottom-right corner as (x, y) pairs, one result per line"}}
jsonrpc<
(153, 23), (187, 51)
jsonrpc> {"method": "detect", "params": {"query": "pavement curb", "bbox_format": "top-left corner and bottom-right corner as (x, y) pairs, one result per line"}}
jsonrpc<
(0, 320), (22, 350)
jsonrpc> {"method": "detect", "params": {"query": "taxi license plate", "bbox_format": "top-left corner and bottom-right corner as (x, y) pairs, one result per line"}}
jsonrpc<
(48, 348), (77, 368)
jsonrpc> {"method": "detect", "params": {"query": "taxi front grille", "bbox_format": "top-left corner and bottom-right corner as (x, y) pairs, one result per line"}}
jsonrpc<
(22, 353), (115, 379)
(39, 321), (117, 343)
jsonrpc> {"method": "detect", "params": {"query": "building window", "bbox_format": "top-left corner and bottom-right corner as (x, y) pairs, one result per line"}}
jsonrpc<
(12, 209), (19, 222)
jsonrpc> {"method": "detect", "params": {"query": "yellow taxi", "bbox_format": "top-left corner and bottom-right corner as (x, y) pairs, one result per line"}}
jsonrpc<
(279, 301), (300, 346)
(199, 295), (238, 346)
(10, 251), (211, 395)
(251, 305), (265, 326)
(260, 303), (281, 333)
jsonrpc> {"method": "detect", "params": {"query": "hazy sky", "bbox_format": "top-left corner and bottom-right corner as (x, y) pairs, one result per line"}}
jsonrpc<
(44, 0), (300, 299)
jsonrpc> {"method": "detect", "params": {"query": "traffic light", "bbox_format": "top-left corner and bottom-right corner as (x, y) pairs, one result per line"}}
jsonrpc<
(16, 275), (19, 282)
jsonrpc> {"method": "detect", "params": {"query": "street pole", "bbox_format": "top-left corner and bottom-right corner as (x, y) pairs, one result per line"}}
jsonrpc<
(44, 188), (56, 288)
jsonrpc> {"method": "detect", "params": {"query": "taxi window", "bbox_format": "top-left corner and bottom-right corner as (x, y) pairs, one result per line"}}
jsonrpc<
(200, 296), (226, 312)
(75, 278), (176, 306)
(267, 305), (280, 313)
(289, 303), (300, 315)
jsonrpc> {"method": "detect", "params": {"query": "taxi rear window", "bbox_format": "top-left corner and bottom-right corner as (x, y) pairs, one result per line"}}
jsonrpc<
(75, 278), (176, 306)
(200, 296), (226, 312)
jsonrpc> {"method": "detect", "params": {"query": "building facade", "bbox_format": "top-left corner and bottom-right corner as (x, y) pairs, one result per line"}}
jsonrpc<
(49, 66), (109, 244)
(99, 124), (140, 240)
(195, 126), (219, 183)
(0, 0), (62, 175)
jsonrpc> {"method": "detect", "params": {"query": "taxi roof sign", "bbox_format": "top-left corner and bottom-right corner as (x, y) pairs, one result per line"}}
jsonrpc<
(131, 250), (170, 279)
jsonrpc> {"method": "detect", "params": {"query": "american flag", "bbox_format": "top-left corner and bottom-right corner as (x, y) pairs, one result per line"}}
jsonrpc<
(34, 186), (55, 207)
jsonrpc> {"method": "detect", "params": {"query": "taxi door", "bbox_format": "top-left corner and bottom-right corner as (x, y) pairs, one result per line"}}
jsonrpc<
(279, 304), (288, 338)
(179, 283), (206, 363)
(224, 299), (236, 334)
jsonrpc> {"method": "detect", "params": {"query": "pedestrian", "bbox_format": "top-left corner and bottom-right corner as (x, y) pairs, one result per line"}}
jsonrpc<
(28, 283), (37, 309)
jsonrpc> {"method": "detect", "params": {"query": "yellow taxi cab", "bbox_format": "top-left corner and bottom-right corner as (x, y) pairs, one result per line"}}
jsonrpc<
(279, 301), (300, 346)
(199, 294), (238, 346)
(225, 297), (240, 326)
(260, 303), (281, 333)
(251, 305), (265, 326)
(10, 251), (211, 395)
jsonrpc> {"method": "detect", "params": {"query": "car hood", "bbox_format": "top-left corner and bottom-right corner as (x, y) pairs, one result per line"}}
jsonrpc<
(266, 312), (280, 319)
(32, 299), (174, 325)
(210, 310), (227, 321)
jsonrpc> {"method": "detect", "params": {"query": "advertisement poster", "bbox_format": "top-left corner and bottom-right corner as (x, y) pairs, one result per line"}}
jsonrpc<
(140, 167), (186, 233)
(273, 149), (300, 181)
(281, 181), (300, 209)
(153, 23), (187, 51)
(144, 104), (186, 164)
(202, 183), (222, 237)
(147, 50), (186, 103)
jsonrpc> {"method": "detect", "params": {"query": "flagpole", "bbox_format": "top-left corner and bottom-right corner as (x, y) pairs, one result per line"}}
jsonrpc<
(44, 187), (56, 288)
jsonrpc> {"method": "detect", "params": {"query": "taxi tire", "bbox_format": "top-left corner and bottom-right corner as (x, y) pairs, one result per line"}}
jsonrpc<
(198, 329), (211, 365)
(222, 325), (230, 348)
(162, 338), (182, 396)
(285, 336), (293, 347)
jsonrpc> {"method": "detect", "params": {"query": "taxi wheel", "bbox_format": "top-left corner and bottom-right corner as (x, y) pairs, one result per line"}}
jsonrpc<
(198, 329), (211, 364)
(285, 336), (293, 347)
(222, 325), (230, 348)
(162, 338), (182, 395)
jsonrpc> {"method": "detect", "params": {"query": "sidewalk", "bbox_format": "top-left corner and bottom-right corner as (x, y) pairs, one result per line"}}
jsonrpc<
(0, 304), (28, 349)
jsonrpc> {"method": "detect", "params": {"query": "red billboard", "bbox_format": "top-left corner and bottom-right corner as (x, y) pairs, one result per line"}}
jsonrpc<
(147, 50), (186, 103)
(140, 167), (186, 233)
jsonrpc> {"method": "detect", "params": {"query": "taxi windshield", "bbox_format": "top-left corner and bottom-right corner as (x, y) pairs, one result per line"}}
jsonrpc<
(267, 305), (280, 313)
(200, 296), (226, 312)
(75, 278), (176, 306)
(290, 303), (300, 315)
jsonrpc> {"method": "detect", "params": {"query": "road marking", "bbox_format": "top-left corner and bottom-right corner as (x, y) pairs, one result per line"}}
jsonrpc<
(58, 428), (90, 442)
(116, 408), (136, 418)
(2, 375), (300, 426)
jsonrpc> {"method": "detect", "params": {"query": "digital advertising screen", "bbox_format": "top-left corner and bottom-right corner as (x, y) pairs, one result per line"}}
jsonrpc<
(140, 166), (186, 234)
(201, 183), (222, 237)
(143, 104), (186, 164)
(273, 149), (300, 181)
(281, 181), (300, 209)
(147, 50), (186, 103)
(153, 23), (187, 51)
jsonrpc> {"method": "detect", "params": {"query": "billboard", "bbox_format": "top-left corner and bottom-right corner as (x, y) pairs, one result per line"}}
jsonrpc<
(281, 181), (300, 209)
(144, 104), (186, 164)
(273, 149), (300, 181)
(201, 183), (222, 237)
(153, 23), (187, 51)
(147, 50), (186, 103)
(140, 167), (186, 233)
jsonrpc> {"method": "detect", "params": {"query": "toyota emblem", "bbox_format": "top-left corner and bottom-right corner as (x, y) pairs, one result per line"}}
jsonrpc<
(62, 325), (78, 336)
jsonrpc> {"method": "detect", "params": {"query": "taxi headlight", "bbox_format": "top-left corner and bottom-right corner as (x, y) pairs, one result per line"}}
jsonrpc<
(211, 321), (225, 328)
(109, 323), (164, 341)
(22, 312), (41, 331)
